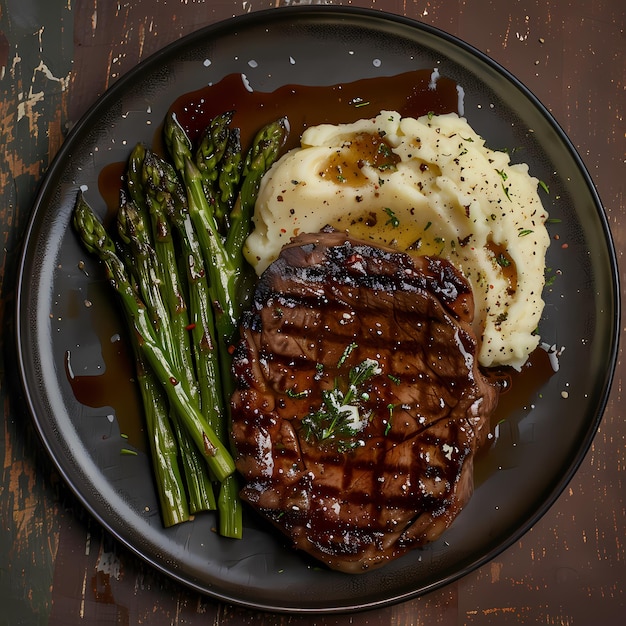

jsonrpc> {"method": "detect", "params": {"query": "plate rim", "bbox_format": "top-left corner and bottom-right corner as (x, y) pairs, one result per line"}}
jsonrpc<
(14, 5), (621, 614)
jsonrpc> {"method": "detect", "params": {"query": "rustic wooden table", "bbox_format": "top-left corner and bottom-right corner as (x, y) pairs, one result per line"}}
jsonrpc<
(1, 1), (623, 624)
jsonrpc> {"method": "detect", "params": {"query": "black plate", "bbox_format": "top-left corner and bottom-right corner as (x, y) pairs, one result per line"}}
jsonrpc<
(16, 6), (619, 613)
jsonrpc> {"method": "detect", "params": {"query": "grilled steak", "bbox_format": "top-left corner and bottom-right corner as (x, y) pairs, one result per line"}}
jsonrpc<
(230, 229), (499, 573)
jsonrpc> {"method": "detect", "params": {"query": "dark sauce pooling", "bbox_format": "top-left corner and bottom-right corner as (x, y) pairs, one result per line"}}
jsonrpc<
(66, 282), (146, 452)
(169, 69), (462, 151)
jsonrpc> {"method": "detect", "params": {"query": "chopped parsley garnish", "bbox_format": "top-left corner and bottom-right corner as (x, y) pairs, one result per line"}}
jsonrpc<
(384, 207), (400, 228)
(496, 253), (512, 267)
(495, 168), (508, 182)
(384, 404), (395, 436)
(495, 169), (512, 201)
(377, 142), (394, 161)
(337, 341), (358, 368)
(286, 388), (309, 399)
(545, 267), (558, 287)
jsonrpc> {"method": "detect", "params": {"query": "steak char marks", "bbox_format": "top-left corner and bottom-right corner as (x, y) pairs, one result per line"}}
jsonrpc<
(231, 229), (499, 573)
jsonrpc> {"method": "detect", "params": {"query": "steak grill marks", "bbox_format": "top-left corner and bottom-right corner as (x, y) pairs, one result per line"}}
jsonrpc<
(230, 230), (499, 573)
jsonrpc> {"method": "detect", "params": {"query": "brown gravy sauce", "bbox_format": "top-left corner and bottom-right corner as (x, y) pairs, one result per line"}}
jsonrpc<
(77, 69), (553, 454)
(168, 69), (462, 151)
(319, 131), (402, 187)
(65, 282), (146, 451)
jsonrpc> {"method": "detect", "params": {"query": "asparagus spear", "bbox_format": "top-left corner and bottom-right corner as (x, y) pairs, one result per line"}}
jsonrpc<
(183, 156), (240, 344)
(169, 408), (217, 514)
(195, 111), (233, 195)
(159, 155), (243, 538)
(225, 117), (288, 263)
(132, 339), (190, 527)
(131, 148), (244, 536)
(126, 143), (150, 218)
(168, 113), (288, 394)
(141, 148), (198, 402)
(124, 164), (220, 514)
(73, 192), (236, 483)
(91, 111), (289, 537)
(116, 193), (177, 359)
(152, 155), (223, 423)
(163, 112), (238, 340)
(162, 112), (192, 179)
(216, 127), (243, 230)
(188, 119), (288, 540)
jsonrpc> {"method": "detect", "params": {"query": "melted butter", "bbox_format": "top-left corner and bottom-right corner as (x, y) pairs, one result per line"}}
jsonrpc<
(318, 132), (401, 187)
(328, 208), (449, 257)
(316, 153), (448, 255)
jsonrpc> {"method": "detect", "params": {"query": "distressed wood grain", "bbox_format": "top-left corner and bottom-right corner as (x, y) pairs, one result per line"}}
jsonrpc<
(1, 2), (73, 624)
(1, 0), (624, 624)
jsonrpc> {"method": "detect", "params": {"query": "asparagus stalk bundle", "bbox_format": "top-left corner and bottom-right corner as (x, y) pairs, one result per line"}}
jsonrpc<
(73, 111), (288, 536)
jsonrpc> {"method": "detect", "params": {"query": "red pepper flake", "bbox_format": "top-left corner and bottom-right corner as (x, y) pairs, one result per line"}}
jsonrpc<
(185, 323), (196, 331)
(561, 242), (569, 249)
(280, 228), (287, 234)
(228, 344), (236, 355)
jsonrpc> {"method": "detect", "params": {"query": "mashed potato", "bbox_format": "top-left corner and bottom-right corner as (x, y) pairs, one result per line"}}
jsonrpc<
(245, 111), (550, 369)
